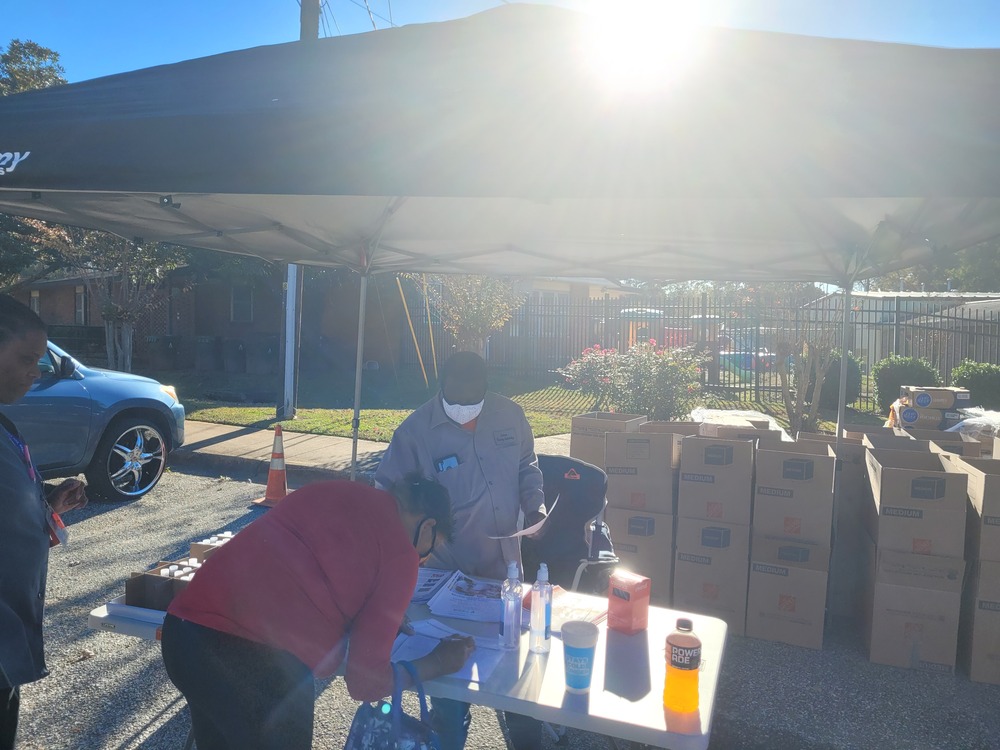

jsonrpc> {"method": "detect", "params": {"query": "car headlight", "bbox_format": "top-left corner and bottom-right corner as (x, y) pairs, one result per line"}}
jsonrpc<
(160, 385), (179, 402)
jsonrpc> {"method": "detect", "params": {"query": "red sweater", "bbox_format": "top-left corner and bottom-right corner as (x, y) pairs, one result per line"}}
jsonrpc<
(168, 480), (416, 701)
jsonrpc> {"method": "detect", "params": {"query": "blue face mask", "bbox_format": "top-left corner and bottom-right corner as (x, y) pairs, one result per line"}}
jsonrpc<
(442, 397), (484, 425)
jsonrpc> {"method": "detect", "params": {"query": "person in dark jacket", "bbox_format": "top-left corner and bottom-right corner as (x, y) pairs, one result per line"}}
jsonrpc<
(0, 295), (88, 749)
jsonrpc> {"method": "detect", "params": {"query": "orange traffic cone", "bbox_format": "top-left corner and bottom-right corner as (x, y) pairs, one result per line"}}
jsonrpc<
(254, 425), (288, 507)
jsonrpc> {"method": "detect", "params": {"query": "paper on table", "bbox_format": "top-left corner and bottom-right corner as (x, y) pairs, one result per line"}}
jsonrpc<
(411, 567), (453, 603)
(391, 619), (504, 684)
(520, 586), (608, 634)
(427, 571), (503, 622)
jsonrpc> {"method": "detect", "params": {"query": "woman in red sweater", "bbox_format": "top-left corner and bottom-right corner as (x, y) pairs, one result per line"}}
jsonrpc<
(161, 474), (474, 750)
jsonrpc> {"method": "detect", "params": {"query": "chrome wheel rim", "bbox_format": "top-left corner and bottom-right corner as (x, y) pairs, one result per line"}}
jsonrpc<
(106, 425), (166, 497)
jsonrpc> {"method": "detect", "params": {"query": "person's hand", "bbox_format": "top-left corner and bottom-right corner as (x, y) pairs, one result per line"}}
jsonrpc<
(525, 510), (547, 528)
(430, 635), (475, 675)
(47, 478), (88, 514)
(398, 614), (415, 636)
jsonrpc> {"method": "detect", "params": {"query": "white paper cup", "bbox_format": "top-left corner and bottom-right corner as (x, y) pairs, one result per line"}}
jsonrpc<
(562, 620), (600, 693)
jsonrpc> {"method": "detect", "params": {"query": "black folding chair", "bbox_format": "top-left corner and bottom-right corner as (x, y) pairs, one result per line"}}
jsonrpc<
(521, 454), (619, 594)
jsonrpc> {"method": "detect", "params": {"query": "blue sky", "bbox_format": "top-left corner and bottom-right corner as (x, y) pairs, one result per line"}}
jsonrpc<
(7, 0), (1000, 83)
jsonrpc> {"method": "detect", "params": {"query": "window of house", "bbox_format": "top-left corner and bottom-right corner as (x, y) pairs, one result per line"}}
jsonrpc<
(74, 286), (87, 325)
(231, 283), (253, 323)
(29, 291), (39, 314)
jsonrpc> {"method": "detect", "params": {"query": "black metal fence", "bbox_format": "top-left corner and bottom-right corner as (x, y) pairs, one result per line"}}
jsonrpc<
(399, 289), (1000, 412)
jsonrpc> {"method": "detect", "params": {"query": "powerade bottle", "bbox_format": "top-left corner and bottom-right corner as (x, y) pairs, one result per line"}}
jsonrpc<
(663, 618), (701, 713)
(499, 561), (523, 649)
(529, 563), (552, 654)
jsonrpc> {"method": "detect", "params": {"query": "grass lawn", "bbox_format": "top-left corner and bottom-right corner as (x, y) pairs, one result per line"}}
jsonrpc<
(151, 366), (885, 443)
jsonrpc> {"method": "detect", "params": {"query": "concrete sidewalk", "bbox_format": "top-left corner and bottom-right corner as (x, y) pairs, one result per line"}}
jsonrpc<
(170, 420), (571, 483)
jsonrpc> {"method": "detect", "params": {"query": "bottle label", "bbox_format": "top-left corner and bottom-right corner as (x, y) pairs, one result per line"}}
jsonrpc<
(670, 643), (701, 671)
(545, 601), (551, 639)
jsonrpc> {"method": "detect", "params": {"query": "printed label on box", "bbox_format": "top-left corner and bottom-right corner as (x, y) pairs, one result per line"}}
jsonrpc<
(758, 486), (794, 498)
(783, 458), (814, 481)
(678, 552), (712, 565)
(682, 472), (715, 484)
(911, 477), (946, 500)
(752, 562), (790, 577)
(704, 445), (734, 466)
(625, 439), (652, 460)
(701, 527), (731, 548)
(627, 516), (656, 536)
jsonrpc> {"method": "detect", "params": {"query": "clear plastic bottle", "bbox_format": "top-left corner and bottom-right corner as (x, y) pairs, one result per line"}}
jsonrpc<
(663, 618), (701, 713)
(529, 563), (552, 654)
(499, 561), (523, 649)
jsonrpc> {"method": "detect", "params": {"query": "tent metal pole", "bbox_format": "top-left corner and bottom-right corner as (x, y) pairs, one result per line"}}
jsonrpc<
(350, 272), (370, 481)
(836, 284), (852, 449)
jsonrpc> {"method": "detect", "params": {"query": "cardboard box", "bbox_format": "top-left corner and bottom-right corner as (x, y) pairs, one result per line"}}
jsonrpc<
(705, 424), (784, 446)
(959, 560), (1000, 684)
(607, 569), (651, 635)
(673, 517), (750, 635)
(901, 385), (971, 410)
(891, 403), (962, 431)
(753, 442), (836, 545)
(604, 507), (674, 604)
(124, 560), (194, 610)
(865, 450), (968, 558)
(677, 436), (755, 525)
(861, 433), (932, 453)
(945, 455), (1000, 562)
(866, 544), (965, 673)
(605, 432), (678, 513)
(639, 421), (702, 439)
(895, 428), (982, 457)
(842, 423), (896, 441)
(796, 432), (868, 619)
(745, 534), (830, 649)
(569, 412), (647, 469)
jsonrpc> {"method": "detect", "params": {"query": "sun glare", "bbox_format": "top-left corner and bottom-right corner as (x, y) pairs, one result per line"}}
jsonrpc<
(582, 1), (708, 93)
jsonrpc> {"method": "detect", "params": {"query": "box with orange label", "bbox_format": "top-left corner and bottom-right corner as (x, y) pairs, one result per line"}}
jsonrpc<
(607, 569), (651, 635)
(677, 436), (754, 525)
(753, 442), (836, 545)
(672, 517), (750, 636)
(605, 432), (678, 514)
(865, 449), (968, 558)
(745, 534), (829, 649)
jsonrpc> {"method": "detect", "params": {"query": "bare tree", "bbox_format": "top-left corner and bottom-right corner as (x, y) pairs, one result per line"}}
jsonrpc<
(773, 307), (841, 434)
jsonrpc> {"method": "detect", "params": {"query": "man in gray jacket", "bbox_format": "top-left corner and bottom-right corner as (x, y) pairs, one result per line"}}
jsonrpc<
(375, 351), (546, 750)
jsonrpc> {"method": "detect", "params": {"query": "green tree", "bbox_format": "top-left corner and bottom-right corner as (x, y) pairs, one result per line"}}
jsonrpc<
(866, 239), (1000, 293)
(0, 39), (66, 96)
(407, 274), (526, 357)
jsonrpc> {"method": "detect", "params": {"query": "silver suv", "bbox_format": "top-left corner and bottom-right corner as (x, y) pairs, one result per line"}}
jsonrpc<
(0, 342), (185, 501)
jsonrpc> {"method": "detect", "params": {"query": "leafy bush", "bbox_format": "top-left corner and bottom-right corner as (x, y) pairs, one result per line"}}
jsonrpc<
(555, 344), (618, 410)
(870, 355), (941, 414)
(952, 360), (1000, 410)
(802, 350), (862, 410)
(557, 341), (703, 419)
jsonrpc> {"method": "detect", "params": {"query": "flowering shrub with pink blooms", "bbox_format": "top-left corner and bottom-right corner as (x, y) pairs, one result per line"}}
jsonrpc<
(558, 340), (703, 419)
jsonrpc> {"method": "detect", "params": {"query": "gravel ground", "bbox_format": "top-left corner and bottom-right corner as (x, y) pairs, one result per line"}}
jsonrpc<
(14, 467), (1000, 749)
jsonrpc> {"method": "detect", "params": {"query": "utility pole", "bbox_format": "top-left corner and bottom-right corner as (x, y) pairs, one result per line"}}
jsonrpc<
(277, 0), (321, 420)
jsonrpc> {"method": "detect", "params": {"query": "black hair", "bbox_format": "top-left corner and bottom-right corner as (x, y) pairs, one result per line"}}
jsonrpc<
(389, 471), (456, 543)
(0, 294), (46, 347)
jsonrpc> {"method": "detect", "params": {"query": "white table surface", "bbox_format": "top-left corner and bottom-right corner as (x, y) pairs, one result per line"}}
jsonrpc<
(89, 595), (727, 750)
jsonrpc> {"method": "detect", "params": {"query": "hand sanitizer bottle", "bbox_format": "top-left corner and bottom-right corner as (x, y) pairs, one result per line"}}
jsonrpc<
(499, 561), (523, 650)
(529, 563), (553, 654)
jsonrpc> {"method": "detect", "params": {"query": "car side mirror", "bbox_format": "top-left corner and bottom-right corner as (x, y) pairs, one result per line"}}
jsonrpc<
(58, 356), (77, 379)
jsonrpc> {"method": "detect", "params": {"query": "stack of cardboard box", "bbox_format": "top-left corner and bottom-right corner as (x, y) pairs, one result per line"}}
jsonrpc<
(673, 434), (755, 636)
(602, 423), (694, 604)
(569, 412), (647, 469)
(863, 446), (968, 672)
(891, 386), (969, 430)
(745, 441), (836, 649)
(947, 455), (1000, 684)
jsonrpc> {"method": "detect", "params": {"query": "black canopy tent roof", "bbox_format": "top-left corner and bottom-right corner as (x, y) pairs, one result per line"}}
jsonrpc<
(2, 5), (1000, 284)
(2, 4), (1000, 472)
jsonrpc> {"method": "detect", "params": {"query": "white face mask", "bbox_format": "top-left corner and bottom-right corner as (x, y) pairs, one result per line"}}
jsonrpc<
(442, 397), (484, 425)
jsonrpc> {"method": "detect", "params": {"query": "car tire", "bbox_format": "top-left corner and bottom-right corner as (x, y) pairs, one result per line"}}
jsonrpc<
(85, 415), (169, 502)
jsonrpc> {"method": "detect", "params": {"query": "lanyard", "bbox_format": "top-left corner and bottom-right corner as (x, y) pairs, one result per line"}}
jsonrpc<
(3, 425), (36, 483)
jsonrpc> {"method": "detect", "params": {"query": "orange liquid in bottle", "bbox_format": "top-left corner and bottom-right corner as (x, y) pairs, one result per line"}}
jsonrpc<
(663, 619), (701, 713)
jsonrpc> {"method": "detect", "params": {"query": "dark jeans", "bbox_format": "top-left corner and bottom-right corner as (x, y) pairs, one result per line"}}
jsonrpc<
(161, 614), (315, 750)
(0, 687), (18, 750)
(430, 696), (541, 750)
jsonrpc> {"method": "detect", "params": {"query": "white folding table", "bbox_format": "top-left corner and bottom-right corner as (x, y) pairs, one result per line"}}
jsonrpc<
(89, 595), (727, 749)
